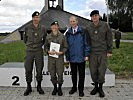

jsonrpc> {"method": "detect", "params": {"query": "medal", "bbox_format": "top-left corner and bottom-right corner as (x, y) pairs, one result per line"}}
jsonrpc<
(35, 33), (38, 36)
(94, 30), (98, 34)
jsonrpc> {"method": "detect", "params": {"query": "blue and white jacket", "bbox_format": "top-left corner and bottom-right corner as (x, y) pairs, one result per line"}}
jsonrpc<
(65, 26), (90, 63)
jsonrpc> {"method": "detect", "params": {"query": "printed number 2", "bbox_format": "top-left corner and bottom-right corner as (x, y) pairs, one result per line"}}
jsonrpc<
(12, 76), (20, 86)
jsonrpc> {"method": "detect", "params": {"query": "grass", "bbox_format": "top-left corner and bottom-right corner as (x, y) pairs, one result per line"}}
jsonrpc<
(0, 41), (133, 78)
(108, 42), (133, 78)
(112, 32), (133, 40)
(121, 32), (133, 40)
(0, 41), (47, 65)
(0, 36), (6, 40)
(0, 41), (26, 64)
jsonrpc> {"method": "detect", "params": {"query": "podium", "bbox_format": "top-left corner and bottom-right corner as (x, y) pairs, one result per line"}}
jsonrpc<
(0, 62), (35, 87)
(0, 56), (115, 87)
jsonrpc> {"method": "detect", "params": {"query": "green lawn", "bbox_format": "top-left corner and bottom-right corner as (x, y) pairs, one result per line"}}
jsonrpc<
(121, 32), (133, 40)
(0, 41), (133, 78)
(108, 42), (133, 78)
(0, 41), (26, 64)
(0, 36), (6, 40)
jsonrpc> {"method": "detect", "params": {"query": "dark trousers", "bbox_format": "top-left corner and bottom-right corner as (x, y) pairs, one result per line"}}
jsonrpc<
(24, 50), (44, 82)
(115, 39), (120, 48)
(48, 56), (64, 84)
(89, 53), (107, 83)
(70, 62), (85, 91)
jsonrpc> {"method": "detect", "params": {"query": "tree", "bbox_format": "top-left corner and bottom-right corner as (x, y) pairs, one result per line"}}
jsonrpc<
(106, 0), (133, 31)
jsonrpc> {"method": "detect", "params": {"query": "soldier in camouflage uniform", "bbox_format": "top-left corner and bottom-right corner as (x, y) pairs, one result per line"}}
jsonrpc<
(86, 10), (113, 97)
(114, 28), (121, 48)
(44, 21), (68, 96)
(23, 11), (47, 96)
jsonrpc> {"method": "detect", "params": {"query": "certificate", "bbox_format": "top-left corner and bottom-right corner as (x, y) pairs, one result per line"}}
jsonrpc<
(49, 42), (60, 58)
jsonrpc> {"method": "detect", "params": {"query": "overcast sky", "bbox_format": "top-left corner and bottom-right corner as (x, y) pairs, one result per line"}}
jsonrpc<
(0, 0), (107, 32)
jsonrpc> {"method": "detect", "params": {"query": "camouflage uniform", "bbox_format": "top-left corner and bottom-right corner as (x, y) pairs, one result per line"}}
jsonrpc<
(44, 31), (68, 84)
(87, 21), (113, 83)
(114, 30), (121, 48)
(23, 23), (47, 82)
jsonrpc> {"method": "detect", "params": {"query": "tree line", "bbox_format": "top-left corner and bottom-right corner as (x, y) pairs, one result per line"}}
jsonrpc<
(102, 0), (133, 32)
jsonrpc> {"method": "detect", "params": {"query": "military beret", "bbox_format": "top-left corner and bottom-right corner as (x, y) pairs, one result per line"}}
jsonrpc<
(90, 10), (99, 16)
(32, 11), (40, 17)
(51, 21), (59, 26)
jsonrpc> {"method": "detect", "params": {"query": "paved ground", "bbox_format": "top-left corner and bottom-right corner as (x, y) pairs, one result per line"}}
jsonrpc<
(0, 79), (133, 100)
(120, 40), (133, 43)
(113, 39), (133, 43)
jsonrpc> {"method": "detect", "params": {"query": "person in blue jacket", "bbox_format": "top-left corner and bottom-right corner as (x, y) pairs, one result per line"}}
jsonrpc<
(65, 16), (90, 97)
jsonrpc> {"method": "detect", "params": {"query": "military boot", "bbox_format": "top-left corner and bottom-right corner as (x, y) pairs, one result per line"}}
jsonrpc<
(79, 90), (84, 97)
(52, 84), (58, 95)
(37, 81), (44, 94)
(90, 82), (98, 95)
(69, 87), (77, 94)
(99, 83), (105, 97)
(24, 82), (32, 96)
(58, 84), (63, 96)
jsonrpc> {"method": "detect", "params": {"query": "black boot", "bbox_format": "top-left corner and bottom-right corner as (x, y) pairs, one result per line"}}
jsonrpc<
(37, 81), (44, 94)
(24, 82), (32, 96)
(90, 82), (98, 95)
(99, 83), (105, 97)
(52, 84), (58, 95)
(58, 84), (63, 96)
(69, 87), (77, 94)
(79, 90), (84, 97)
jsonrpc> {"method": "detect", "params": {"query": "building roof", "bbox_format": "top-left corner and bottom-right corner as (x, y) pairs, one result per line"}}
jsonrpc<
(0, 6), (91, 43)
(19, 7), (91, 33)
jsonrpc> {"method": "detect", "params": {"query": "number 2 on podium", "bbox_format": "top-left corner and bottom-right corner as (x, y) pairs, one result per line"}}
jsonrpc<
(12, 76), (20, 86)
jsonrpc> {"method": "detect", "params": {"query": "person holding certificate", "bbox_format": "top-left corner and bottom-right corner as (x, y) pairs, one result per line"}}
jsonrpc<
(44, 21), (68, 96)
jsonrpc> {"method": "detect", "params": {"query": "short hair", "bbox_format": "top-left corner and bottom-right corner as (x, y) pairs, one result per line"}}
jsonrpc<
(69, 16), (78, 21)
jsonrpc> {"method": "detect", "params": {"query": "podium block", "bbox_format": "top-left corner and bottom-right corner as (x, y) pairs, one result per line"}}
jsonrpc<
(0, 56), (115, 87)
(85, 68), (116, 86)
(0, 62), (35, 87)
(41, 56), (115, 87)
(41, 66), (91, 87)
